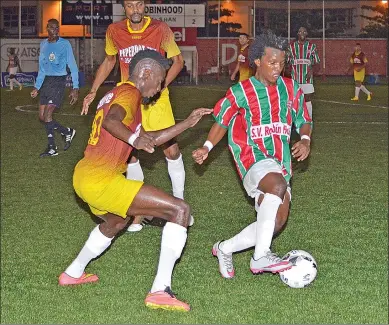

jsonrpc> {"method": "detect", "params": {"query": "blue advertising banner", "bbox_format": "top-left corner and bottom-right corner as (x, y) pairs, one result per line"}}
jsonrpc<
(1, 72), (85, 88)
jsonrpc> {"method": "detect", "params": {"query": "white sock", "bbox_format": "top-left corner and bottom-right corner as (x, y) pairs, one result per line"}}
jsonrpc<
(126, 160), (144, 181)
(306, 101), (312, 119)
(355, 87), (361, 98)
(220, 222), (257, 254)
(166, 154), (185, 199)
(254, 193), (282, 259)
(360, 85), (370, 95)
(10, 80), (14, 90)
(65, 225), (113, 278)
(150, 222), (187, 293)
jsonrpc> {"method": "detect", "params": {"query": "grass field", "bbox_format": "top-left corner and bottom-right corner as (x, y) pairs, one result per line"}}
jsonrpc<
(1, 79), (388, 324)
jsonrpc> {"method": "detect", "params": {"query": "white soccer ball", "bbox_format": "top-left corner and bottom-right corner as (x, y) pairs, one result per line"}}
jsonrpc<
(279, 250), (318, 288)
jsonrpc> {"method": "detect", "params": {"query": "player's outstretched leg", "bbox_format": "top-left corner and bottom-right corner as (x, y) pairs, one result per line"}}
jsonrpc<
(212, 241), (235, 279)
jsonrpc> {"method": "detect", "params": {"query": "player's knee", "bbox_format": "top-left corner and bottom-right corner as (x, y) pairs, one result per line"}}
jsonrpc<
(260, 173), (287, 199)
(163, 142), (180, 160)
(171, 199), (190, 227)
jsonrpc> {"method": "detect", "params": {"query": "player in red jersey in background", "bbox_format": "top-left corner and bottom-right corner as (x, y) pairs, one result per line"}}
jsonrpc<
(193, 31), (312, 279)
(231, 33), (253, 82)
(60, 49), (212, 311)
(347, 42), (372, 101)
(82, 0), (191, 232)
(288, 27), (320, 119)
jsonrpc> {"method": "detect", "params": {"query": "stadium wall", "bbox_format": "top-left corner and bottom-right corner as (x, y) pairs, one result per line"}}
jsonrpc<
(1, 38), (386, 79)
(197, 38), (387, 77)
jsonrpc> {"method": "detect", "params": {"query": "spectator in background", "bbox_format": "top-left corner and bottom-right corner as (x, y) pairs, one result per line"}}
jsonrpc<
(230, 33), (253, 82)
(347, 42), (372, 101)
(7, 48), (23, 91)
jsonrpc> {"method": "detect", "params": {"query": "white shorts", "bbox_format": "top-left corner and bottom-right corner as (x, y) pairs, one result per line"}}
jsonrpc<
(300, 83), (314, 94)
(243, 159), (291, 209)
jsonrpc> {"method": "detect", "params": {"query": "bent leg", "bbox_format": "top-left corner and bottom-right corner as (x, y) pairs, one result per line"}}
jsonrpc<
(129, 185), (190, 298)
(61, 212), (125, 284)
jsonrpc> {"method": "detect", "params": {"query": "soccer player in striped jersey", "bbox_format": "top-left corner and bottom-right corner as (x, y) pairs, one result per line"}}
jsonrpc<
(347, 42), (372, 101)
(288, 27), (320, 119)
(59, 49), (212, 311)
(193, 31), (312, 278)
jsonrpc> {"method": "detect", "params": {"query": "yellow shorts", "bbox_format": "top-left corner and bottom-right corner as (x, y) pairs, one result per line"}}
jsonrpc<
(141, 87), (176, 131)
(73, 160), (143, 217)
(239, 71), (252, 82)
(354, 69), (365, 82)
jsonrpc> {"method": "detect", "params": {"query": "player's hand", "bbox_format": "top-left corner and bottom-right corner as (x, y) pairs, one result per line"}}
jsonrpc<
(69, 89), (79, 105)
(185, 108), (213, 127)
(230, 73), (236, 81)
(134, 133), (157, 154)
(291, 139), (310, 161)
(30, 88), (38, 98)
(81, 91), (97, 115)
(192, 147), (209, 165)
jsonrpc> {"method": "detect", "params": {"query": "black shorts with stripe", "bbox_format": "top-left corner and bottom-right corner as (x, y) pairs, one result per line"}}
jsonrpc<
(39, 76), (67, 108)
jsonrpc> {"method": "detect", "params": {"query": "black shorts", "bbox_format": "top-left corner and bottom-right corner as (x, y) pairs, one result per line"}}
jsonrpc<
(39, 76), (67, 108)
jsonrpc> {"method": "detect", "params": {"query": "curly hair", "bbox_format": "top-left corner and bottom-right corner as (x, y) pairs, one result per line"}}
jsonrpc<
(248, 30), (288, 67)
(129, 49), (170, 78)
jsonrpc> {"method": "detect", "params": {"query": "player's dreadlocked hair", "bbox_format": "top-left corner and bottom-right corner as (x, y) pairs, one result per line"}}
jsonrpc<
(248, 30), (288, 67)
(129, 49), (170, 78)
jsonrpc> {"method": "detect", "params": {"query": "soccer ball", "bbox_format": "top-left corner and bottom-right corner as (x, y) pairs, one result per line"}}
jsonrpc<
(279, 250), (317, 288)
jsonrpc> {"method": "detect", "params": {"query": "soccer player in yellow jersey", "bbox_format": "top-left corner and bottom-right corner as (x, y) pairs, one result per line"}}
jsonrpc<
(60, 49), (212, 311)
(347, 42), (372, 101)
(231, 33), (253, 82)
(82, 1), (189, 231)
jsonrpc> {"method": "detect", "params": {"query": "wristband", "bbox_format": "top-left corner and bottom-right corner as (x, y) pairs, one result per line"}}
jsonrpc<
(128, 133), (138, 146)
(301, 135), (311, 141)
(203, 140), (214, 152)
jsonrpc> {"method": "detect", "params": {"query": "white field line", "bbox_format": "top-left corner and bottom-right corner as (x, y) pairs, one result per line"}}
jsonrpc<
(15, 105), (87, 116)
(15, 104), (387, 125)
(193, 86), (388, 109)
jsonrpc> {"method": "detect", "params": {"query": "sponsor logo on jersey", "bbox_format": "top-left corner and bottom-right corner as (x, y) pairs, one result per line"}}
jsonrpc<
(119, 45), (158, 64)
(250, 122), (291, 139)
(295, 59), (310, 65)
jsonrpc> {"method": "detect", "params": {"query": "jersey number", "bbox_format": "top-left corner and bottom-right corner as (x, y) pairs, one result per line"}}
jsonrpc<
(88, 109), (104, 146)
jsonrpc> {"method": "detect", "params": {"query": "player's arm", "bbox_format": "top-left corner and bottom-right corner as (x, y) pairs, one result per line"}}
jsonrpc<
(164, 53), (184, 88)
(34, 44), (46, 91)
(192, 122), (227, 165)
(193, 95), (237, 164)
(82, 26), (118, 115)
(66, 42), (79, 105)
(102, 104), (156, 154)
(161, 23), (184, 88)
(231, 61), (240, 81)
(31, 45), (46, 98)
(291, 86), (312, 161)
(141, 108), (213, 147)
(90, 55), (117, 93)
